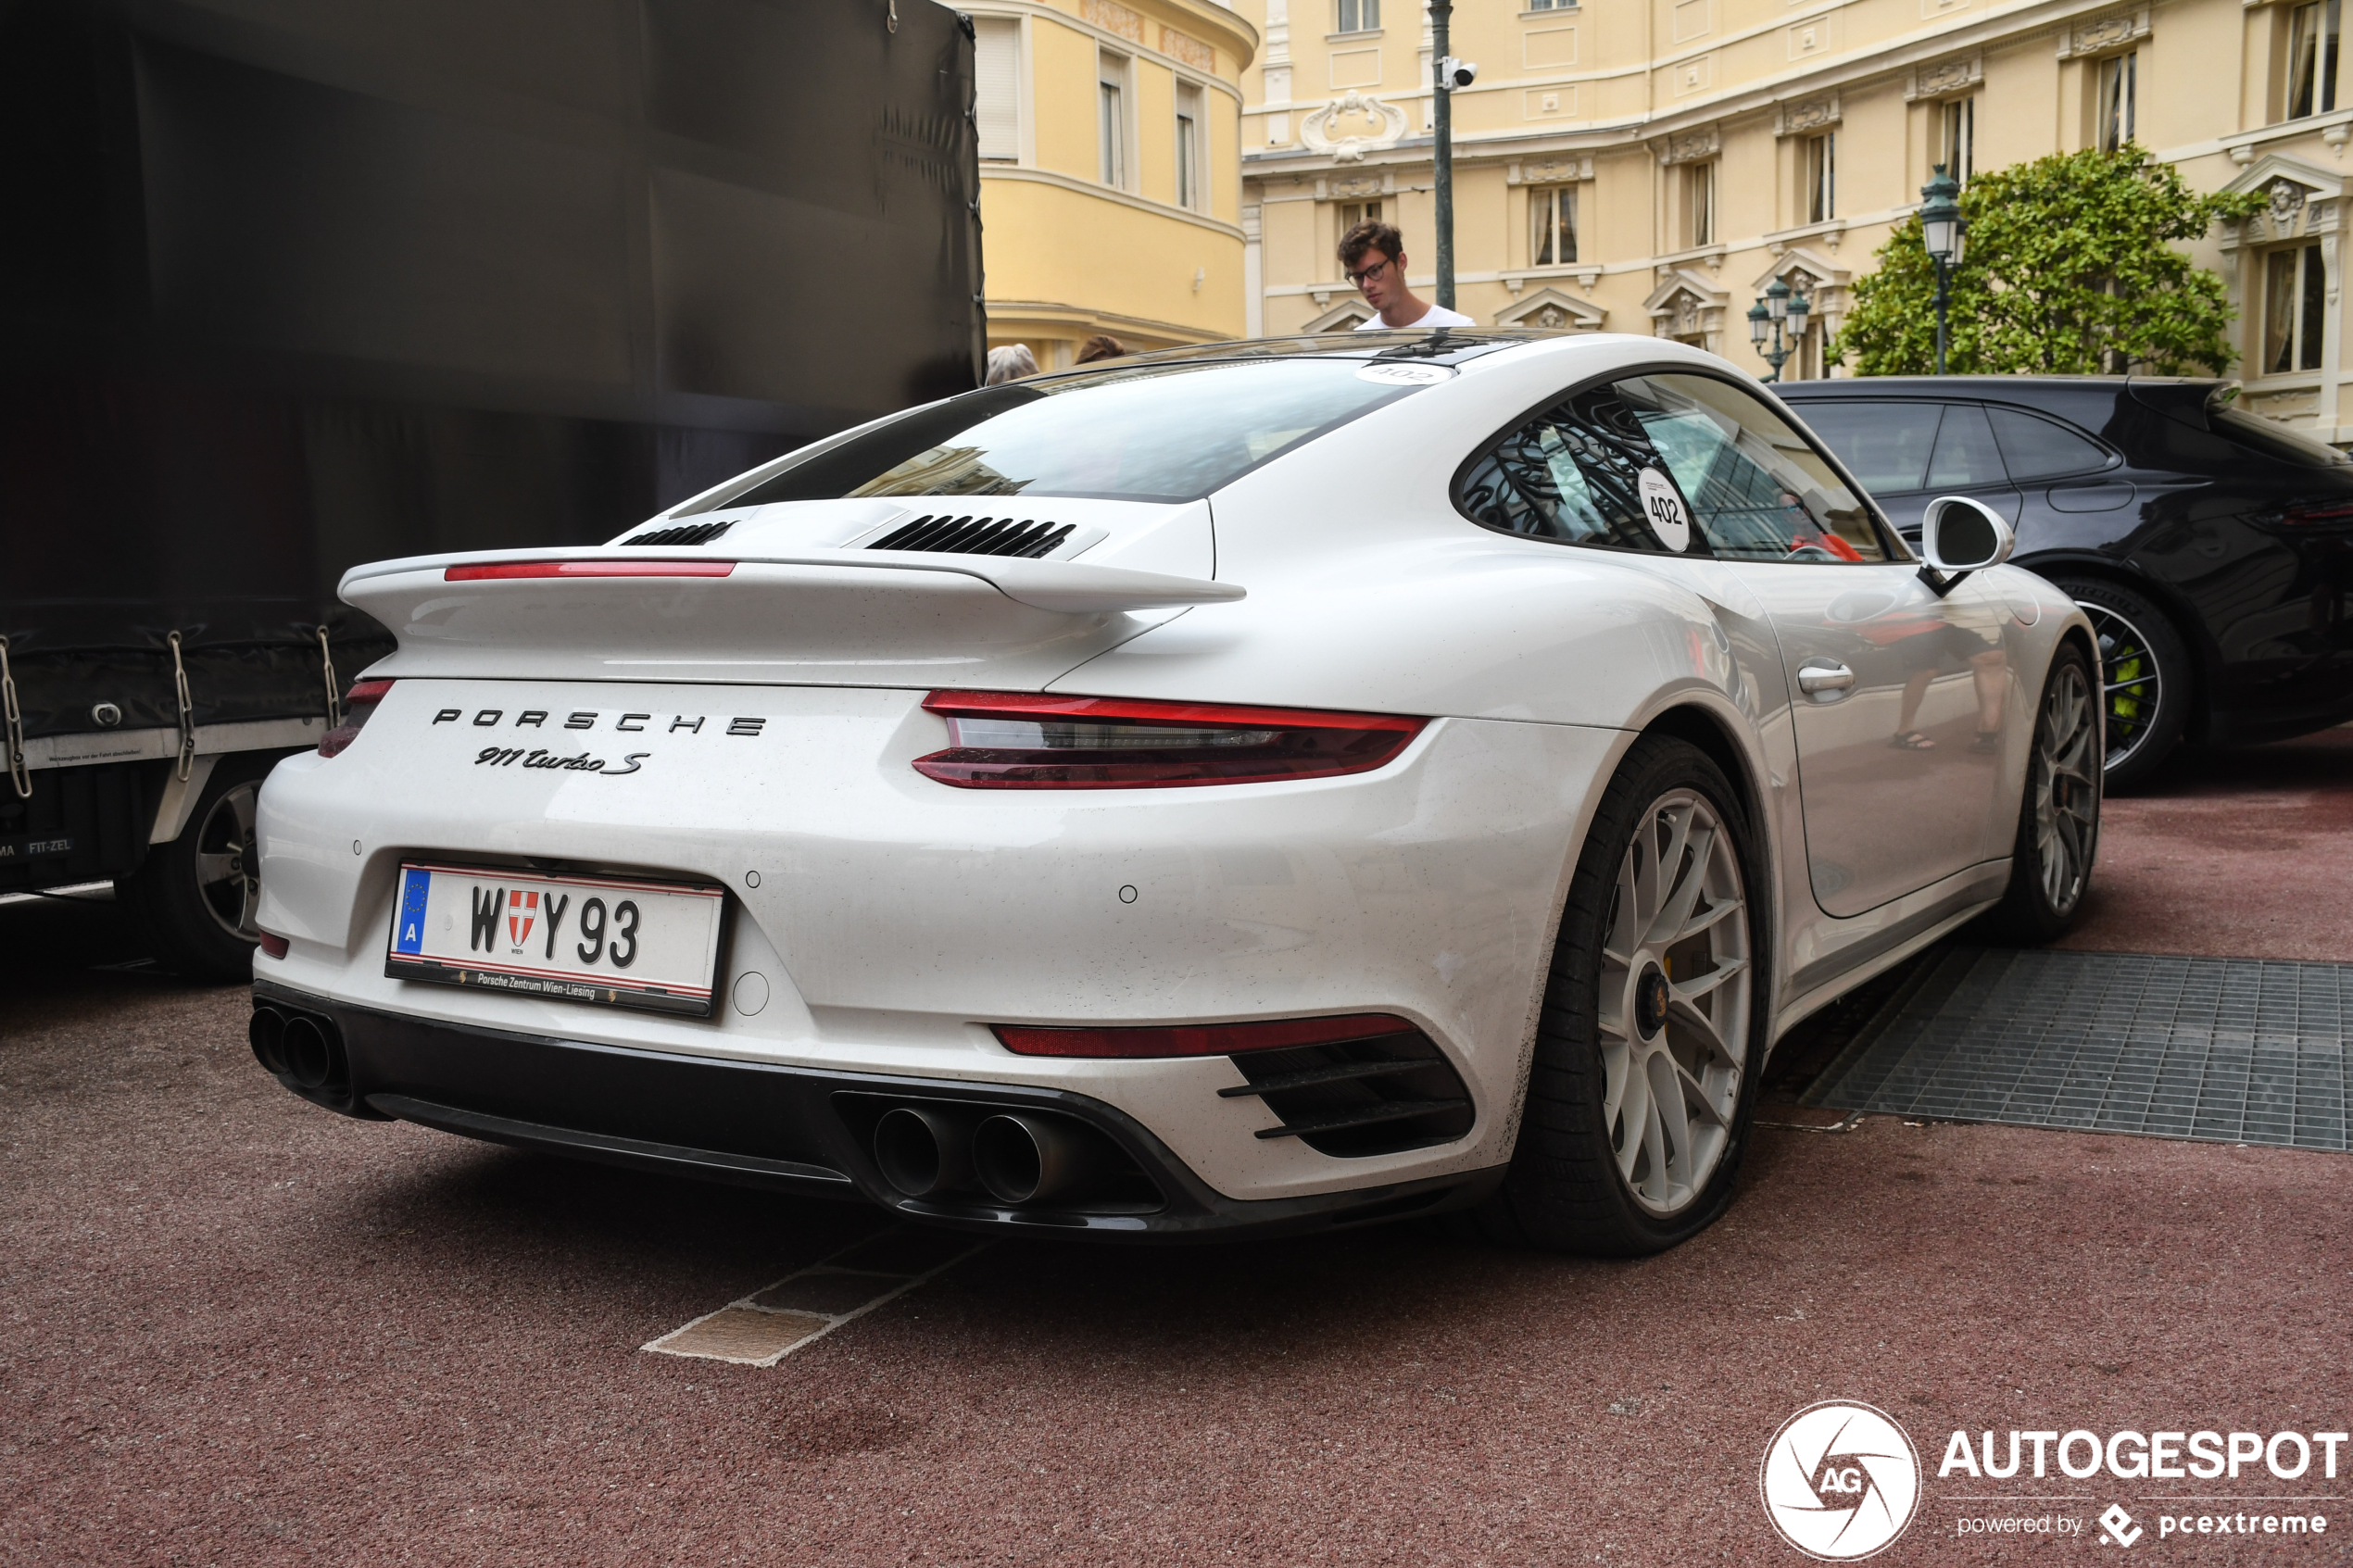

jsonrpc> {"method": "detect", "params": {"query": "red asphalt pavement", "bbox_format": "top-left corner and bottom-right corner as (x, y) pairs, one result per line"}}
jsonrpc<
(2061, 728), (2353, 963)
(5, 734), (2351, 1565)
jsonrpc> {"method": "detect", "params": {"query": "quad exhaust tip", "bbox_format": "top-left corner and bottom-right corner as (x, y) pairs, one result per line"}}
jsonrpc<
(973, 1113), (1098, 1206)
(873, 1106), (975, 1198)
(248, 1003), (345, 1093)
(870, 1103), (1124, 1208)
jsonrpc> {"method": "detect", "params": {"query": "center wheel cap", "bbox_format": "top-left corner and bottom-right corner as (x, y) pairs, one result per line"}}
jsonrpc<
(1635, 965), (1670, 1039)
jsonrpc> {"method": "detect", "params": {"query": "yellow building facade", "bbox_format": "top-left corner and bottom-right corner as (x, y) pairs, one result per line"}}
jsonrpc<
(970, 0), (1258, 366)
(1234, 0), (2353, 437)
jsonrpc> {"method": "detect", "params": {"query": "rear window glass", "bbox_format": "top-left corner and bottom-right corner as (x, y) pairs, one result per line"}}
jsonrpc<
(1790, 401), (1940, 492)
(1987, 407), (2112, 481)
(2211, 402), (2352, 467)
(721, 358), (1431, 507)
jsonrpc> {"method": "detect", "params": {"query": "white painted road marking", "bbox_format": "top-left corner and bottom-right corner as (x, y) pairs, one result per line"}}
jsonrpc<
(643, 1225), (988, 1366)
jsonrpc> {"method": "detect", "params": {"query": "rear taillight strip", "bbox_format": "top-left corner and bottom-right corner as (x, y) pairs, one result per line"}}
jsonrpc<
(318, 679), (395, 759)
(444, 560), (736, 581)
(914, 690), (1425, 789)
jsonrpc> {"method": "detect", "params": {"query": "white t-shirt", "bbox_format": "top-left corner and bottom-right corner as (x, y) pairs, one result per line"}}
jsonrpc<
(1356, 304), (1476, 331)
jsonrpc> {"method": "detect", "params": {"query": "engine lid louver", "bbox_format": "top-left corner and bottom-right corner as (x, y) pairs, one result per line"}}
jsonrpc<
(869, 514), (1076, 558)
(622, 520), (736, 546)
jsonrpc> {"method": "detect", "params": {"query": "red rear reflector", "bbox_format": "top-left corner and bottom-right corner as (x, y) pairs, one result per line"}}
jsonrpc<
(994, 1012), (1416, 1059)
(443, 560), (736, 581)
(915, 691), (1425, 789)
(257, 932), (290, 960)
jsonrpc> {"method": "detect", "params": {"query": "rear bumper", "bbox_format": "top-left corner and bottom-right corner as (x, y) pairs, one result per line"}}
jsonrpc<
(254, 980), (1504, 1241)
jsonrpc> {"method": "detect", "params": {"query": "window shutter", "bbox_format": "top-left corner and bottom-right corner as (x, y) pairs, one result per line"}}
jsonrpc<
(974, 18), (1019, 161)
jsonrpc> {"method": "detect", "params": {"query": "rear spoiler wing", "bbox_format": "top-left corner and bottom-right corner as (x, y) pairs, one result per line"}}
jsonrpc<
(341, 548), (1244, 615)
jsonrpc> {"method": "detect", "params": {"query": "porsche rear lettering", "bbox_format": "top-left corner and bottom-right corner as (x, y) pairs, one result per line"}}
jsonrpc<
(432, 708), (767, 735)
(473, 746), (622, 771)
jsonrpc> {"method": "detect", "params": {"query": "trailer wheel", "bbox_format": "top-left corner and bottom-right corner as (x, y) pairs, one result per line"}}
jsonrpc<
(120, 753), (284, 982)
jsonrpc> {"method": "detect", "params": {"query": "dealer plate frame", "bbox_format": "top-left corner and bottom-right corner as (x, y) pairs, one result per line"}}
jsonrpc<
(384, 859), (730, 1020)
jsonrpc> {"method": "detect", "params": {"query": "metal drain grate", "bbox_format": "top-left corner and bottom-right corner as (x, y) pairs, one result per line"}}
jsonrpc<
(1802, 947), (2352, 1152)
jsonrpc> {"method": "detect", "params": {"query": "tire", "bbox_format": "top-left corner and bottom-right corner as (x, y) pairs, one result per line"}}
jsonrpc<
(1464, 734), (1768, 1257)
(119, 752), (280, 982)
(1979, 642), (2102, 946)
(2048, 576), (2189, 792)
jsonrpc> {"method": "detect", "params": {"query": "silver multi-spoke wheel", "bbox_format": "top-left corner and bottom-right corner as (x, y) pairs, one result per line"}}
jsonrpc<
(2032, 659), (2099, 916)
(1597, 788), (1751, 1217)
(2076, 599), (2162, 774)
(193, 780), (262, 940)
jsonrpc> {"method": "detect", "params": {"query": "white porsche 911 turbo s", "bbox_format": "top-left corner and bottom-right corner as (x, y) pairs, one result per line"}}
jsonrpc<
(248, 331), (2099, 1254)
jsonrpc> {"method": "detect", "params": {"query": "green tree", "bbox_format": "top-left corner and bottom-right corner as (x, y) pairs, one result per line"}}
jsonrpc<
(1829, 146), (2265, 376)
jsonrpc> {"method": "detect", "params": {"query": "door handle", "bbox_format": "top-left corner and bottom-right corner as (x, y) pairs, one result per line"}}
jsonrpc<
(1797, 660), (1855, 698)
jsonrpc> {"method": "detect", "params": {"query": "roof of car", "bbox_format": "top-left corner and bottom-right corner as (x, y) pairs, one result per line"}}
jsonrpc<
(1775, 374), (2224, 397)
(1020, 328), (1578, 386)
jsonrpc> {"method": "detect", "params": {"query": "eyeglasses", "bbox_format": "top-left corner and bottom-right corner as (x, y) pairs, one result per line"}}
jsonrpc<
(1346, 257), (1393, 288)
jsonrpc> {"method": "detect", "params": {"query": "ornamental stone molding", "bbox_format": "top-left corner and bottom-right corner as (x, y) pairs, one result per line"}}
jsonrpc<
(1655, 126), (1721, 166)
(1644, 268), (1729, 347)
(1493, 286), (1607, 331)
(1303, 297), (1377, 332)
(1905, 52), (1983, 100)
(1507, 154), (1597, 185)
(1301, 91), (1410, 162)
(1751, 248), (1850, 339)
(1776, 94), (1841, 136)
(2216, 154), (2343, 250)
(2056, 6), (2150, 58)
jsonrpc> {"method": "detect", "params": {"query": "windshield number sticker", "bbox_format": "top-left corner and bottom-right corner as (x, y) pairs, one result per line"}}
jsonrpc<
(1638, 468), (1693, 553)
(1356, 362), (1454, 386)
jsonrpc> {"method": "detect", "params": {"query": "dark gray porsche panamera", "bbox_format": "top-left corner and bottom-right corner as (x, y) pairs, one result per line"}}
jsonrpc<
(1780, 376), (2353, 787)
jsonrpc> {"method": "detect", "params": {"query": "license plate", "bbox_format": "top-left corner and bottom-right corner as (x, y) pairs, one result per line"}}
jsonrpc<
(385, 861), (727, 1018)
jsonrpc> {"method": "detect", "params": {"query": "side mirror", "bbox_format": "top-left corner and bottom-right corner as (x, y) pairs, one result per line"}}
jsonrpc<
(1921, 495), (2015, 571)
(1919, 495), (2014, 593)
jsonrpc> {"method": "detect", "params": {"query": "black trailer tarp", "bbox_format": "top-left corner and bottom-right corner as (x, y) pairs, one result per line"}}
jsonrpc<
(1, 0), (983, 739)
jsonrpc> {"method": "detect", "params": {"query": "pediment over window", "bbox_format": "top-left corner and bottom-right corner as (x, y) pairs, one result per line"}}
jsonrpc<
(1643, 268), (1727, 318)
(2220, 155), (2343, 248)
(1302, 297), (1377, 332)
(1750, 248), (1849, 295)
(1494, 287), (1606, 332)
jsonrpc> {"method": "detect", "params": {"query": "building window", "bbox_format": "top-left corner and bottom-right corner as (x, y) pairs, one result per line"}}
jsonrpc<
(2265, 242), (2327, 374)
(1802, 133), (1836, 224)
(1175, 81), (1204, 210)
(1337, 0), (1379, 31)
(1531, 185), (1579, 265)
(1099, 54), (1127, 187)
(973, 17), (1020, 162)
(2096, 51), (2136, 151)
(1527, 0), (1572, 8)
(1340, 198), (1382, 232)
(1940, 96), (1975, 185)
(1684, 161), (1716, 248)
(2289, 0), (2342, 119)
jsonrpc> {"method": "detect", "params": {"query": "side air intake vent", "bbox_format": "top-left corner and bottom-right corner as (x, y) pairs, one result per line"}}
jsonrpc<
(623, 520), (736, 546)
(869, 515), (1076, 558)
(1221, 1024), (1474, 1158)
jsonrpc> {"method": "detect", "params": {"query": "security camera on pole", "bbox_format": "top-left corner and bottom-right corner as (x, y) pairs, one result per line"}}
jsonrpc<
(1428, 0), (1476, 311)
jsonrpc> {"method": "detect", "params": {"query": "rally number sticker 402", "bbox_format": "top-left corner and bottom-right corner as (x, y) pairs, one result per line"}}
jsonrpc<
(385, 861), (727, 1018)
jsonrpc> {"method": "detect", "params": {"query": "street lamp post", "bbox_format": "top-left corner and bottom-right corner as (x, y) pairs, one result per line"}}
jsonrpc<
(1919, 163), (1965, 375)
(1750, 277), (1811, 382)
(1430, 0), (1456, 309)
